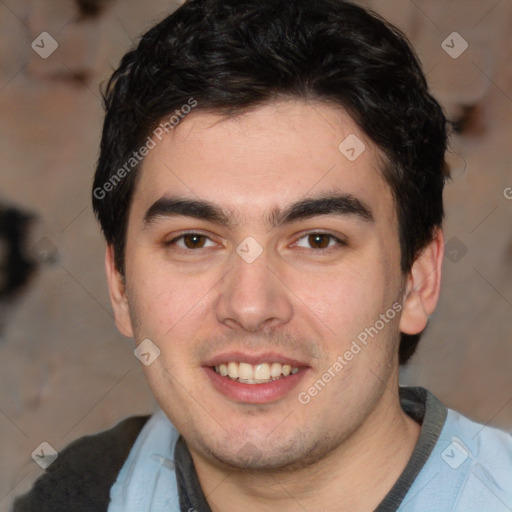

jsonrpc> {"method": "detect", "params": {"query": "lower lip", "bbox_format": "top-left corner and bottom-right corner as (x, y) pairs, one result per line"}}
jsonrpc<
(204, 366), (309, 404)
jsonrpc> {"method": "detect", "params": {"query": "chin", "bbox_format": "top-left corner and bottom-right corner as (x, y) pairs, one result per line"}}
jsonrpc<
(197, 428), (336, 472)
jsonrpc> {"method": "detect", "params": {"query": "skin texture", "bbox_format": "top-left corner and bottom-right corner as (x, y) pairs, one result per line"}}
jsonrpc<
(106, 99), (444, 511)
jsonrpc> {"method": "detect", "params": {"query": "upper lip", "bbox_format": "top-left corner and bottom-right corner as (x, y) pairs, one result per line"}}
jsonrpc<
(202, 351), (309, 368)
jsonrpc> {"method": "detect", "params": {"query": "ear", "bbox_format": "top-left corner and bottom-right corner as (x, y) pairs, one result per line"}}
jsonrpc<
(399, 229), (444, 335)
(105, 244), (134, 338)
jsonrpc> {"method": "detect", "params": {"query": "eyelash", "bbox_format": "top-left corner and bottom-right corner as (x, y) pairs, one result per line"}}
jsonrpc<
(163, 231), (346, 254)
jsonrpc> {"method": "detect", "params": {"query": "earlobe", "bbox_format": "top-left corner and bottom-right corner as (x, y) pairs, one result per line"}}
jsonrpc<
(105, 245), (134, 338)
(399, 229), (444, 335)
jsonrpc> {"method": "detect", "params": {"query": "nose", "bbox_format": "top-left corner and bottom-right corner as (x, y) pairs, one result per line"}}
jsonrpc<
(215, 246), (294, 332)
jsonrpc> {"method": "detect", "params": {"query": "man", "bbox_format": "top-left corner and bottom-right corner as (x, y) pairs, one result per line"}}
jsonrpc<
(13, 0), (512, 510)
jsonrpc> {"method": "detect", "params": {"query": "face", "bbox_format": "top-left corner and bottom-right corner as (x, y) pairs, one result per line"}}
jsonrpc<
(108, 99), (430, 471)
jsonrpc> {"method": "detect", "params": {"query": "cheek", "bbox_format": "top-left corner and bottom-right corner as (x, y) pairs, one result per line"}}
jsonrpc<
(127, 257), (218, 340)
(297, 263), (390, 340)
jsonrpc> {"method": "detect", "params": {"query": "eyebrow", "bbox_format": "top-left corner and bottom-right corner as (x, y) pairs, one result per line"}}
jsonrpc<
(143, 192), (375, 229)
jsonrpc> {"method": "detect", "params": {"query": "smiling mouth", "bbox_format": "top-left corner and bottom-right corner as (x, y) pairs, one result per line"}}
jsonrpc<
(212, 361), (300, 384)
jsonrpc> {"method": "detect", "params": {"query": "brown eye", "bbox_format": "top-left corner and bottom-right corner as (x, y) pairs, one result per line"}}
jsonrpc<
(165, 232), (216, 251)
(308, 234), (330, 249)
(182, 233), (208, 249)
(295, 232), (345, 251)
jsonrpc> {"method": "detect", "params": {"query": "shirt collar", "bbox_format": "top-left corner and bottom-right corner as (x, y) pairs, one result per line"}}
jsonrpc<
(173, 386), (448, 512)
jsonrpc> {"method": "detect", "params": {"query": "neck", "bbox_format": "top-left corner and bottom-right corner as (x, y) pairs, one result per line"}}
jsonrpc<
(190, 385), (421, 512)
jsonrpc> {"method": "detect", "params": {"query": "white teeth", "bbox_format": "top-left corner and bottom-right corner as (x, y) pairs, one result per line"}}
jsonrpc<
(270, 362), (282, 378)
(254, 363), (270, 380)
(213, 361), (300, 383)
(238, 362), (253, 380)
(228, 362), (239, 379)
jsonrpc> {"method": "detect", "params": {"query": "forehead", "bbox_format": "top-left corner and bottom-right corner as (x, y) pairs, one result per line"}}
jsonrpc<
(131, 99), (395, 229)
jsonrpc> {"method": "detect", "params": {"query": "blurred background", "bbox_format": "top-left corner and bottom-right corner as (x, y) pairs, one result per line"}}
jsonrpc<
(0, 0), (511, 508)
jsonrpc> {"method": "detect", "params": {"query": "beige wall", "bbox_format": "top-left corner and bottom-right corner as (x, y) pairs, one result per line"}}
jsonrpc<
(0, 0), (511, 509)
